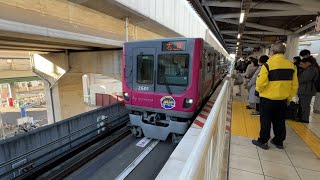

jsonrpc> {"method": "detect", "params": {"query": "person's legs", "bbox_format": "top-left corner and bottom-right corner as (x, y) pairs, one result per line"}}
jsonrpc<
(271, 100), (287, 146)
(300, 95), (313, 122)
(251, 103), (260, 116)
(236, 85), (242, 96)
(257, 98), (272, 143)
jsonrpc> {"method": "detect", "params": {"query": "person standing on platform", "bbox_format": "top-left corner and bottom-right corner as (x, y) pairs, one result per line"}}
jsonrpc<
(252, 43), (298, 150)
(300, 49), (320, 114)
(293, 56), (303, 77)
(247, 55), (269, 116)
(297, 58), (319, 123)
(244, 58), (259, 109)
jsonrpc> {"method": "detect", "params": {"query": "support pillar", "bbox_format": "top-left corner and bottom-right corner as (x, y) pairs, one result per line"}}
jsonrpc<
(314, 93), (320, 114)
(285, 35), (299, 61)
(58, 73), (85, 119)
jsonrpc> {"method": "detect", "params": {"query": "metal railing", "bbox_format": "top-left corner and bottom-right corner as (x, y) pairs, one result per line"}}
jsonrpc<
(179, 80), (230, 180)
(0, 101), (129, 179)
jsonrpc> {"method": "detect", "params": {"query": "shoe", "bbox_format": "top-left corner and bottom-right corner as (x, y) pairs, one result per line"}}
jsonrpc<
(314, 109), (320, 114)
(270, 139), (284, 149)
(252, 139), (268, 150)
(246, 105), (254, 109)
(251, 111), (260, 116)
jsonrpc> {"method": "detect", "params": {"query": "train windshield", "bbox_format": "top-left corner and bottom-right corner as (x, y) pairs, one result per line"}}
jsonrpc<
(157, 54), (189, 86)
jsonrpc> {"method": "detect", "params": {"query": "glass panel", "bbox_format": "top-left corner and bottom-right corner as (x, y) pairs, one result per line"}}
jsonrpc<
(137, 55), (154, 84)
(158, 54), (189, 86)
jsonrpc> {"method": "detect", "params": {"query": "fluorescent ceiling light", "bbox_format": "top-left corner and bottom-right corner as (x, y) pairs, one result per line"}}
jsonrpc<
(239, 10), (245, 23)
(237, 42), (240, 45)
(237, 34), (241, 39)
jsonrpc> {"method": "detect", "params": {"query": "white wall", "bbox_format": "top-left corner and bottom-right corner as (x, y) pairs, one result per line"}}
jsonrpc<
(299, 40), (320, 63)
(115, 0), (229, 57)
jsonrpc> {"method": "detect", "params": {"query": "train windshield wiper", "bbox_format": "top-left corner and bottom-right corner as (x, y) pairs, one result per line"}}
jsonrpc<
(161, 74), (172, 95)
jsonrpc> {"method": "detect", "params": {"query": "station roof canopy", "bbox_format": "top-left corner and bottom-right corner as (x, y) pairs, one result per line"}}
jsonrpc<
(189, 0), (320, 56)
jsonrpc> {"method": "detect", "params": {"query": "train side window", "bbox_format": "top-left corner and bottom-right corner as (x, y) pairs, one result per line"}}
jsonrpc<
(137, 55), (154, 84)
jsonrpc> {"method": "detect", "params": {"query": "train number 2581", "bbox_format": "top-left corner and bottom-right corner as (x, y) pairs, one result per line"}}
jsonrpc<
(138, 86), (149, 91)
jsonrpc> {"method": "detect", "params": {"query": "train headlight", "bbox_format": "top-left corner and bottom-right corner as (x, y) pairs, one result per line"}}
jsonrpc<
(183, 98), (193, 108)
(123, 92), (129, 101)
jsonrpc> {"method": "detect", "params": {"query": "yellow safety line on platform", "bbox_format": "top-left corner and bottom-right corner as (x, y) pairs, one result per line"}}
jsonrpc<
(231, 101), (260, 138)
(288, 121), (320, 158)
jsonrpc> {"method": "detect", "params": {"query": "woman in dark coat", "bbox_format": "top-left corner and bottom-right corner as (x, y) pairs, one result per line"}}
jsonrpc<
(293, 56), (303, 77)
(297, 58), (319, 123)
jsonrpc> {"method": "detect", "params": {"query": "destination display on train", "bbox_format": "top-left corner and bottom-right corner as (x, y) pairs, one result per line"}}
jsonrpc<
(162, 41), (186, 51)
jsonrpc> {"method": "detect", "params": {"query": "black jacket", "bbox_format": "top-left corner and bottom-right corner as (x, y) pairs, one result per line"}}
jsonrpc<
(298, 65), (319, 96)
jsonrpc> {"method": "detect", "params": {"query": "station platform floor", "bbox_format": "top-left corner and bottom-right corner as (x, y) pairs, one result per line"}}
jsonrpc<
(229, 86), (320, 180)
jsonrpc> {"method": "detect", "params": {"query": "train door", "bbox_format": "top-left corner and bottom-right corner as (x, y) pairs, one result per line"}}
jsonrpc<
(212, 53), (217, 84)
(132, 48), (156, 108)
(199, 50), (206, 101)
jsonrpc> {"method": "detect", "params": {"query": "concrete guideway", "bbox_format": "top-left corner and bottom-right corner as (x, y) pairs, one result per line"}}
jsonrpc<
(66, 136), (175, 180)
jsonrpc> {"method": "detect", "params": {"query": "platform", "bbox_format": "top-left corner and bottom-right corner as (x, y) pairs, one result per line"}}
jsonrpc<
(230, 85), (320, 180)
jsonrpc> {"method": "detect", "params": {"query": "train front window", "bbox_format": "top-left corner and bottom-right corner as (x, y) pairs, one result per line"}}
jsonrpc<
(137, 55), (154, 84)
(157, 54), (189, 86)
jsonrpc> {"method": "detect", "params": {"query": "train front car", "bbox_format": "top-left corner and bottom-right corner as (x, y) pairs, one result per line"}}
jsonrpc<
(122, 38), (203, 143)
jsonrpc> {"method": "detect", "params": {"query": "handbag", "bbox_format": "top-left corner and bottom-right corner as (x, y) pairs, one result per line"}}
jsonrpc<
(234, 75), (243, 85)
(254, 90), (259, 97)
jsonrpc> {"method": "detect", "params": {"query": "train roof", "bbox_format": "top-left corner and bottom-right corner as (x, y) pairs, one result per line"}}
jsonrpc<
(124, 38), (202, 44)
(124, 38), (225, 57)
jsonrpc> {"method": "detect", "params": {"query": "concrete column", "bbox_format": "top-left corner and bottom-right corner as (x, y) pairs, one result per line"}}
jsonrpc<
(58, 73), (85, 119)
(33, 50), (122, 123)
(285, 35), (299, 61)
(82, 74), (90, 104)
(44, 81), (61, 124)
(261, 48), (269, 56)
(314, 93), (320, 114)
(44, 73), (86, 123)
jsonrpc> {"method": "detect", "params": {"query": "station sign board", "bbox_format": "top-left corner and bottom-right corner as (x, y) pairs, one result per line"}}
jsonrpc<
(162, 41), (186, 51)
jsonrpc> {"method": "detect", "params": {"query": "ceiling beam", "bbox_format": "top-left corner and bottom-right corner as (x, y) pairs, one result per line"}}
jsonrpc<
(0, 46), (61, 52)
(188, 0), (229, 52)
(202, 1), (305, 11)
(214, 11), (317, 19)
(242, 35), (261, 41)
(295, 21), (316, 34)
(0, 40), (90, 50)
(279, 0), (320, 12)
(216, 18), (293, 33)
(224, 39), (272, 44)
(221, 30), (293, 35)
(225, 34), (261, 41)
(227, 42), (259, 47)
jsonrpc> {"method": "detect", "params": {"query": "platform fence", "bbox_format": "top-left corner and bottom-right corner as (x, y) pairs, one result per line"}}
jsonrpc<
(179, 80), (231, 180)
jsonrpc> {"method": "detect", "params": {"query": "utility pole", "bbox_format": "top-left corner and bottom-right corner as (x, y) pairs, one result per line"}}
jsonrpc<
(0, 107), (5, 140)
(125, 17), (129, 42)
